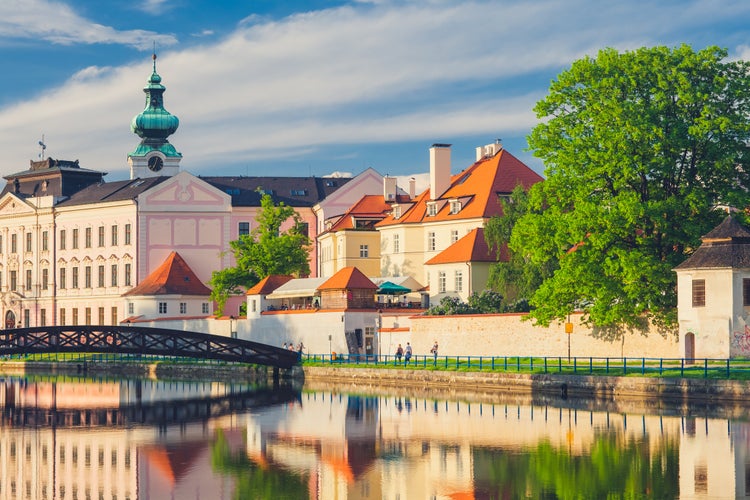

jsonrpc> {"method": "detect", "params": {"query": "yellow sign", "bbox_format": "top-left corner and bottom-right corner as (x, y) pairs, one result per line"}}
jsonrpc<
(565, 322), (573, 334)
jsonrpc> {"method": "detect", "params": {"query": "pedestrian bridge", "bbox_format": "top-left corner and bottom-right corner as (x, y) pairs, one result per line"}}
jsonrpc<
(0, 325), (299, 369)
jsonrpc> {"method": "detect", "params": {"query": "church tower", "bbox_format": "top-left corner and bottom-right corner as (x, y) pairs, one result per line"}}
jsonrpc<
(128, 54), (181, 179)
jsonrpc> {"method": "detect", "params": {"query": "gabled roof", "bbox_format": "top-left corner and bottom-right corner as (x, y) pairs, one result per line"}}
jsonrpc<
(123, 251), (211, 296)
(318, 266), (377, 290)
(675, 215), (750, 270)
(324, 194), (408, 233)
(246, 275), (293, 295)
(200, 176), (352, 207)
(377, 148), (542, 227)
(424, 228), (504, 265)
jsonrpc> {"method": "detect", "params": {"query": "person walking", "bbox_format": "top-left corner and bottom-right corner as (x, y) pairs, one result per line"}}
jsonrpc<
(395, 344), (403, 364)
(404, 342), (412, 364)
(430, 341), (438, 366)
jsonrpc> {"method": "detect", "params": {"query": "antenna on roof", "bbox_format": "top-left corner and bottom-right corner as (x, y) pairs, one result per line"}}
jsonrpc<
(38, 134), (46, 159)
(152, 41), (157, 72)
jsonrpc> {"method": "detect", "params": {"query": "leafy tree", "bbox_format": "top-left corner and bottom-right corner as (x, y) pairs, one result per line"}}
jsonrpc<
(425, 291), (505, 315)
(210, 193), (311, 314)
(516, 44), (750, 334)
(484, 185), (557, 311)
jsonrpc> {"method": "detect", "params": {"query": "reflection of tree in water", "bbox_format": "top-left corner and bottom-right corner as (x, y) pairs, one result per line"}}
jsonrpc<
(473, 431), (679, 499)
(211, 430), (308, 499)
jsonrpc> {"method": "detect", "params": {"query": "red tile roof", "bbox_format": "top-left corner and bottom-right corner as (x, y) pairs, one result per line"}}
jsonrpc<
(325, 194), (408, 233)
(424, 228), (504, 265)
(318, 266), (378, 290)
(246, 275), (293, 295)
(123, 252), (211, 296)
(378, 148), (542, 227)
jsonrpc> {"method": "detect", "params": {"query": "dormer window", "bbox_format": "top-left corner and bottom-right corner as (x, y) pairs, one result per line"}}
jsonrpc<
(291, 189), (307, 196)
(393, 205), (401, 219)
(427, 202), (438, 217)
(449, 200), (461, 214)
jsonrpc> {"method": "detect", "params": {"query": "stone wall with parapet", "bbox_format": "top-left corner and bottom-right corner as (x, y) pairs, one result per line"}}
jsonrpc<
(400, 312), (680, 359)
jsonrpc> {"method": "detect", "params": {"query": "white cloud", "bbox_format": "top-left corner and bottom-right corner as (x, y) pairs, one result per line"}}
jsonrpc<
(0, 0), (177, 49)
(1, 0), (750, 178)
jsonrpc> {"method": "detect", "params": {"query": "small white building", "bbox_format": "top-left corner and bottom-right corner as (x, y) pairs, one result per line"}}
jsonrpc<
(675, 215), (750, 359)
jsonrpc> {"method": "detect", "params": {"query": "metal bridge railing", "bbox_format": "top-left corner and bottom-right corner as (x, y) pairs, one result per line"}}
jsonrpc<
(303, 353), (750, 379)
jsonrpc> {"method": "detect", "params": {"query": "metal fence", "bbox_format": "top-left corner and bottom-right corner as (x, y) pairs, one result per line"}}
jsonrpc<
(303, 353), (750, 379)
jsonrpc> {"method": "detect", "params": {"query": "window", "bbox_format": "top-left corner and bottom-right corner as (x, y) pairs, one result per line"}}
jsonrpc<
(238, 222), (250, 236)
(428, 231), (436, 251)
(0, 234), (3, 254)
(158, 302), (167, 314)
(111, 307), (118, 325)
(98, 226), (105, 247)
(98, 307), (104, 325)
(59, 308), (66, 325)
(40, 308), (46, 326)
(97, 265), (104, 287)
(23, 309), (29, 327)
(72, 228), (79, 249)
(451, 230), (459, 244)
(291, 189), (307, 196)
(125, 224), (132, 245)
(202, 303), (210, 314)
(59, 268), (66, 289)
(42, 268), (48, 290)
(251, 299), (257, 312)
(11, 233), (17, 253)
(9, 271), (16, 291)
(84, 266), (91, 288)
(180, 302), (187, 314)
(744, 278), (750, 307)
(455, 271), (463, 292)
(393, 234), (400, 253)
(72, 267), (79, 288)
(111, 265), (118, 287)
(59, 230), (66, 250)
(72, 308), (78, 325)
(25, 270), (31, 291)
(128, 302), (134, 315)
(438, 271), (446, 293)
(427, 203), (437, 217)
(25, 232), (31, 252)
(85, 307), (91, 325)
(360, 245), (369, 258)
(42, 231), (48, 251)
(124, 263), (132, 286)
(692, 279), (706, 307)
(111, 225), (118, 246)
(449, 200), (461, 214)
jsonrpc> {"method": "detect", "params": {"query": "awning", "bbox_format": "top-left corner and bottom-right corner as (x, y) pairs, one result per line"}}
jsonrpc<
(264, 277), (327, 299)
(377, 281), (411, 295)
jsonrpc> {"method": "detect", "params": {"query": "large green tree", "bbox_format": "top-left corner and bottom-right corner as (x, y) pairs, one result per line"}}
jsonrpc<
(210, 193), (311, 313)
(484, 185), (557, 312)
(516, 45), (750, 334)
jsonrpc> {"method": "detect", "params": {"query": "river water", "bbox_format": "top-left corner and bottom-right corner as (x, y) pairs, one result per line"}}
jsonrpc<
(0, 374), (746, 499)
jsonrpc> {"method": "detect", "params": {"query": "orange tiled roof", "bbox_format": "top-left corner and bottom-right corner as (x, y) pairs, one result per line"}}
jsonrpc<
(424, 228), (505, 265)
(318, 266), (377, 290)
(377, 148), (542, 227)
(325, 194), (408, 233)
(246, 275), (293, 295)
(123, 251), (211, 296)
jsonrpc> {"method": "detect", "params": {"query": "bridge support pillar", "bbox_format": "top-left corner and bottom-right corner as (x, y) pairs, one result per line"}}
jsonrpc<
(273, 367), (280, 387)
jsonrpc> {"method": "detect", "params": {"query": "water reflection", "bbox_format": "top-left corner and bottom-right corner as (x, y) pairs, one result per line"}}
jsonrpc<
(0, 375), (747, 499)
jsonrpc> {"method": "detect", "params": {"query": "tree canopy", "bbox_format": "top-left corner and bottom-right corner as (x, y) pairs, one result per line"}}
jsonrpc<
(210, 193), (311, 314)
(515, 44), (750, 334)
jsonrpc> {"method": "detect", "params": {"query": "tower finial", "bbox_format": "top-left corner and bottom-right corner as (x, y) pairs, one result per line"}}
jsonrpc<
(152, 42), (157, 72)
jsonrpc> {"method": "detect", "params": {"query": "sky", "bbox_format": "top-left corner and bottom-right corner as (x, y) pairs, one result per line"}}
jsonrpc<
(0, 0), (749, 186)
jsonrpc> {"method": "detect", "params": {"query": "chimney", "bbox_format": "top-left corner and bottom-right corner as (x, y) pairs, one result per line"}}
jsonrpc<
(383, 176), (397, 202)
(476, 146), (484, 162)
(429, 143), (451, 200)
(409, 177), (416, 199)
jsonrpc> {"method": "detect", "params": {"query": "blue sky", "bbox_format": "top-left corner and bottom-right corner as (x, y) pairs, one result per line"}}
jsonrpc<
(0, 0), (749, 186)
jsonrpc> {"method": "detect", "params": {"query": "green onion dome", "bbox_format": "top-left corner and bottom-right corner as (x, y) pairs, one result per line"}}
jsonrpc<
(130, 55), (179, 141)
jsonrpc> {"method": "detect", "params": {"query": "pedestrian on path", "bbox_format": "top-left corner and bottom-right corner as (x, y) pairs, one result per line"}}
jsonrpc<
(430, 341), (438, 366)
(404, 342), (412, 364)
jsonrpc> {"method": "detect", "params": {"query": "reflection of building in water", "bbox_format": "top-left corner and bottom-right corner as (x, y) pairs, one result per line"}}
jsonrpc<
(0, 378), (254, 500)
(243, 391), (747, 499)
